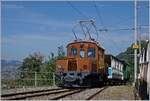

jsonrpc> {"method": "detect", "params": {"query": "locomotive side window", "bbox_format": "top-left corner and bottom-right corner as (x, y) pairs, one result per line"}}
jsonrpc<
(80, 49), (85, 58)
(88, 48), (95, 57)
(71, 48), (77, 56)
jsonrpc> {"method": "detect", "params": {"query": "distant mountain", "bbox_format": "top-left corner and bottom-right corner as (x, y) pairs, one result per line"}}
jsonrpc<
(1, 59), (22, 67)
(1, 59), (22, 80)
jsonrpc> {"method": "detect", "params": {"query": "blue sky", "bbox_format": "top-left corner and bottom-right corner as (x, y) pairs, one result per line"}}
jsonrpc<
(1, 1), (149, 61)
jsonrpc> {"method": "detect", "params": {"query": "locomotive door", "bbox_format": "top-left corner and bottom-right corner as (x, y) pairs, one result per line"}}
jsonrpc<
(91, 62), (97, 73)
(68, 60), (77, 71)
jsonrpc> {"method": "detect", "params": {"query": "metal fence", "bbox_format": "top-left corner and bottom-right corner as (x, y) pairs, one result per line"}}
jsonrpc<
(1, 71), (62, 89)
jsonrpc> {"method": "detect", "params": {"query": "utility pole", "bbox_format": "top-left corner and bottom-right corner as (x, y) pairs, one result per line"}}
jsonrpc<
(134, 0), (138, 84)
(149, 0), (150, 41)
(148, 0), (150, 98)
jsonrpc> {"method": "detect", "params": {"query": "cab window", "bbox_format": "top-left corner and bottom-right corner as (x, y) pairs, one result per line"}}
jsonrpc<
(80, 49), (85, 58)
(88, 48), (95, 57)
(71, 48), (77, 56)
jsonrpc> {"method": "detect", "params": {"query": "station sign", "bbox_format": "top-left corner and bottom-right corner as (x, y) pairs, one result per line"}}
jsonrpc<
(132, 44), (140, 49)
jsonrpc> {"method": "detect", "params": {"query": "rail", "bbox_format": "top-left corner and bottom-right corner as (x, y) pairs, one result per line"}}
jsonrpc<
(1, 87), (108, 100)
(49, 89), (85, 100)
(50, 87), (108, 100)
(1, 88), (73, 100)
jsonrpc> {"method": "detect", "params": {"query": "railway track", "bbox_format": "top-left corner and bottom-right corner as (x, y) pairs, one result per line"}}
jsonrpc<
(1, 88), (75, 100)
(1, 87), (108, 100)
(49, 89), (85, 100)
(85, 86), (108, 100)
(51, 86), (108, 100)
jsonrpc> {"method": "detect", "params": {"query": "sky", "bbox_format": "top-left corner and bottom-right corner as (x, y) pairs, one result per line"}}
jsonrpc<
(1, 1), (149, 61)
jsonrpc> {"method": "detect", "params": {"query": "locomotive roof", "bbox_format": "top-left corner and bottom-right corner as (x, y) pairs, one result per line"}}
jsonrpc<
(66, 39), (105, 51)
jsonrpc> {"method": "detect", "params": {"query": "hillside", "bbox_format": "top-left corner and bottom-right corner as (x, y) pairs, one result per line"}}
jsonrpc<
(1, 60), (22, 80)
(116, 40), (147, 82)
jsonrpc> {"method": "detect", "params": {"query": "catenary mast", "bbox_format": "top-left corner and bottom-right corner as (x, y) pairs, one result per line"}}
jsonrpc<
(134, 0), (138, 84)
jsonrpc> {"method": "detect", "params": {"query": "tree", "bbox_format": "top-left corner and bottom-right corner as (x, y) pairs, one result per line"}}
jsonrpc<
(41, 52), (56, 73)
(20, 52), (44, 72)
(57, 45), (65, 59)
(16, 52), (44, 86)
(38, 52), (57, 86)
(18, 52), (44, 79)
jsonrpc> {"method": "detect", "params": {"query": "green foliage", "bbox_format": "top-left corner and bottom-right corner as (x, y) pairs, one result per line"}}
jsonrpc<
(57, 45), (66, 59)
(15, 45), (66, 87)
(117, 40), (147, 83)
(40, 51), (64, 86)
(19, 52), (44, 73)
(16, 52), (44, 86)
(41, 52), (56, 73)
(38, 52), (56, 86)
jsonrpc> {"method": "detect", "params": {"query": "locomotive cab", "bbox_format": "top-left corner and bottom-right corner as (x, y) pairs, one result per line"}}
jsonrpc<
(56, 39), (105, 87)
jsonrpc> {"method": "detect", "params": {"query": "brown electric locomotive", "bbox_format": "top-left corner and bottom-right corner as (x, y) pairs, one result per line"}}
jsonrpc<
(56, 38), (106, 87)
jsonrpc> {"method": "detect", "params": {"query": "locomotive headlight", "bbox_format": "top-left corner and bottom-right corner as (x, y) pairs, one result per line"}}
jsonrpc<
(57, 65), (62, 68)
(56, 65), (63, 72)
(56, 65), (64, 76)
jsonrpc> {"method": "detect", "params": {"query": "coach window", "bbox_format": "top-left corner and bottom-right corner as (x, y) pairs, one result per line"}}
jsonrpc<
(80, 49), (85, 58)
(71, 48), (77, 56)
(88, 48), (95, 57)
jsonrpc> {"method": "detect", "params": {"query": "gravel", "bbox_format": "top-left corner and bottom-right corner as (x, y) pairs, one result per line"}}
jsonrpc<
(60, 88), (104, 100)
(92, 85), (135, 100)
